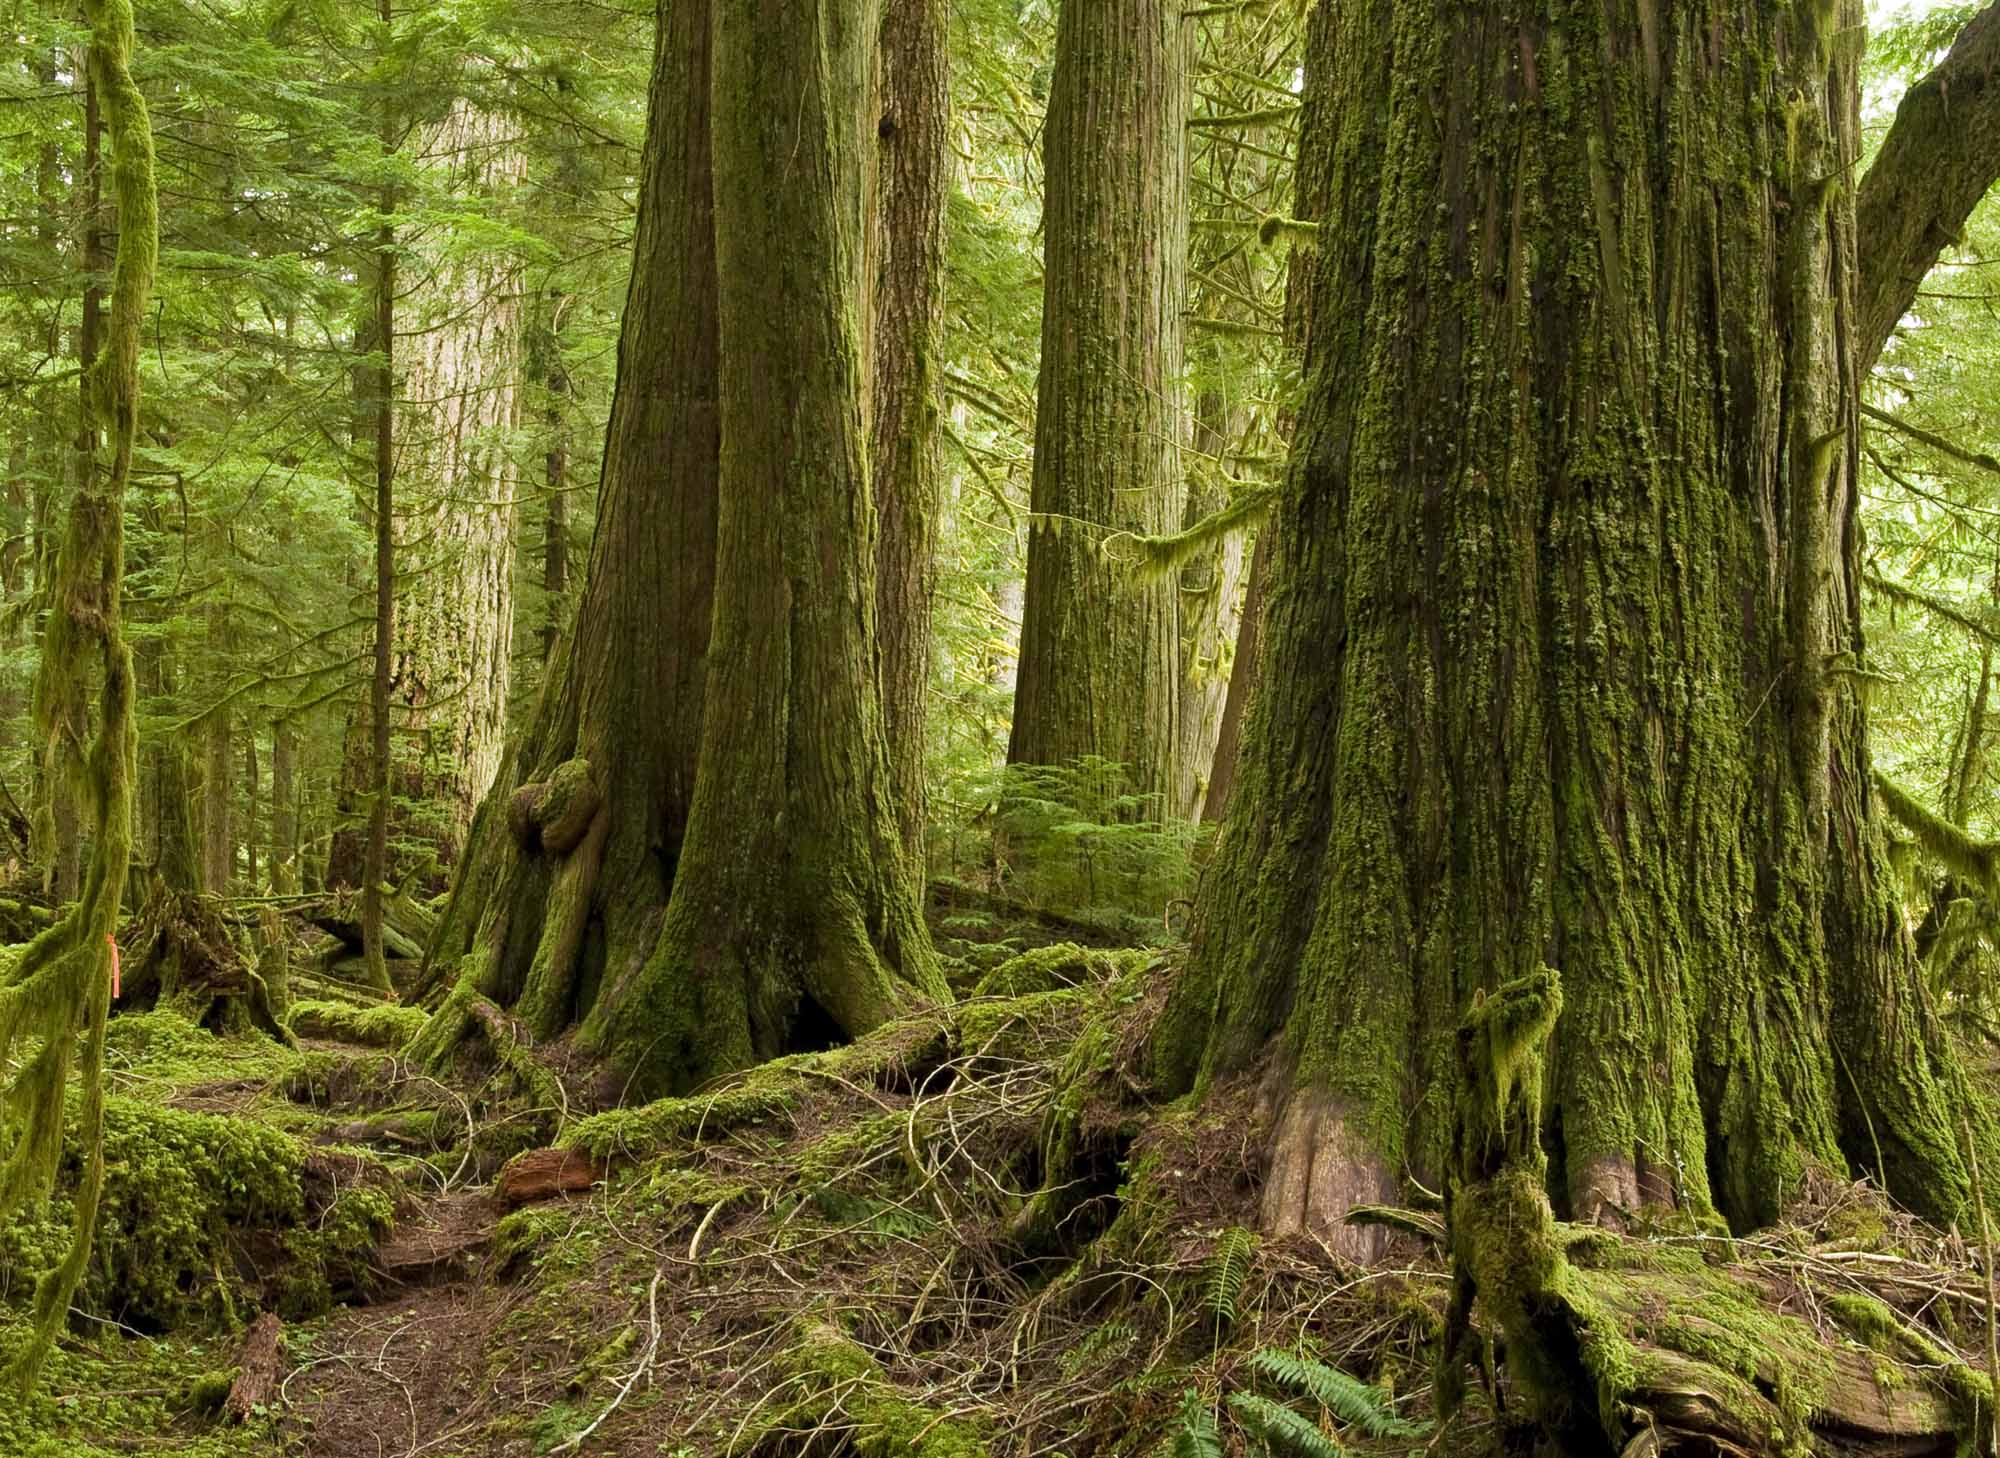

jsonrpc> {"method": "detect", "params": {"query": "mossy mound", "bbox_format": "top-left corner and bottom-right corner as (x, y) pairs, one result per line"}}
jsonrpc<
(0, 1094), (395, 1331)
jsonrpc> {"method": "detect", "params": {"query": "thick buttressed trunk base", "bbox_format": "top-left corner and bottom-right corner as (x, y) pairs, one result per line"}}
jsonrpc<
(1152, 0), (1986, 1257)
(411, 0), (944, 1102)
(1440, 969), (1988, 1458)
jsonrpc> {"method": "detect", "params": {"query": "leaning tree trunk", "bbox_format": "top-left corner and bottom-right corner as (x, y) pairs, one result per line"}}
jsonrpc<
(1154, 0), (1979, 1261)
(329, 98), (523, 885)
(1006, 0), (1188, 809)
(867, 0), (950, 863)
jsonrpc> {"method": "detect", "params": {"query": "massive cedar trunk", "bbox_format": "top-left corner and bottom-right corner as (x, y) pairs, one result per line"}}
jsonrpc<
(1155, 0), (1977, 1259)
(329, 98), (523, 884)
(578, 0), (945, 1092)
(867, 0), (949, 861)
(424, 0), (941, 1098)
(1007, 0), (1188, 806)
(418, 0), (719, 1066)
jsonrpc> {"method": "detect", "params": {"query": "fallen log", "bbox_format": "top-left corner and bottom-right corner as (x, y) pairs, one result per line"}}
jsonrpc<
(222, 1312), (282, 1423)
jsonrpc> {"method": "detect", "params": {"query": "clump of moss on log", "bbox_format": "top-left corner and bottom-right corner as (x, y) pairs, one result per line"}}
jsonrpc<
(285, 998), (429, 1049)
(0, 1097), (393, 1331)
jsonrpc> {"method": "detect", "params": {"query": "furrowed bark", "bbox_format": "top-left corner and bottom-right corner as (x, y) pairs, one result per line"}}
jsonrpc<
(1157, 0), (1977, 1261)
(415, 0), (718, 1080)
(868, 0), (950, 862)
(1007, 0), (1189, 809)
(577, 0), (944, 1094)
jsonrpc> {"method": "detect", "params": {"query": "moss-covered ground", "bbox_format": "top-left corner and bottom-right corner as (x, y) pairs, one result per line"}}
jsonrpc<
(5, 915), (2000, 1457)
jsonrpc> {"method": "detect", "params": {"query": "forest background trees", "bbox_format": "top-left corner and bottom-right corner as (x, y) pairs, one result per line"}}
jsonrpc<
(4, 0), (2000, 1262)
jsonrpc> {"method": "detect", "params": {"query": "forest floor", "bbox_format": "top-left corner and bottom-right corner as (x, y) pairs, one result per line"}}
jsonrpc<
(2, 888), (1999, 1457)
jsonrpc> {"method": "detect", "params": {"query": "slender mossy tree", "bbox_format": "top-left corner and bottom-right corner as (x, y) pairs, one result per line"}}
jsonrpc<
(417, 0), (942, 1097)
(0, 0), (155, 1389)
(1006, 0), (1189, 810)
(1154, 0), (2000, 1259)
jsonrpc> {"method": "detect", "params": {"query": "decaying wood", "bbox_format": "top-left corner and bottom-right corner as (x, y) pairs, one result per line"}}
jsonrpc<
(495, 1147), (603, 1209)
(222, 1312), (282, 1422)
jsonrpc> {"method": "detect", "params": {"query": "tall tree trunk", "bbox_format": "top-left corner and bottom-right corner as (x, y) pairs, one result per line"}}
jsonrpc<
(582, 0), (943, 1092)
(1200, 526), (1267, 825)
(330, 98), (523, 885)
(199, 608), (233, 896)
(415, 0), (723, 1067)
(242, 732), (258, 893)
(1174, 388), (1250, 819)
(270, 720), (297, 898)
(539, 295), (569, 665)
(361, 13), (396, 994)
(143, 647), (200, 893)
(418, 0), (944, 1099)
(1154, 0), (1978, 1260)
(1007, 0), (1189, 808)
(867, 0), (950, 862)
(36, 66), (107, 905)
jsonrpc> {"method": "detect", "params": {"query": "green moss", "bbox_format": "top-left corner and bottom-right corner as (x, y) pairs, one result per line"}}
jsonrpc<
(279, 1182), (396, 1316)
(736, 1317), (994, 1456)
(0, 1095), (304, 1331)
(285, 998), (430, 1049)
(0, 1309), (277, 1457)
(970, 942), (1143, 998)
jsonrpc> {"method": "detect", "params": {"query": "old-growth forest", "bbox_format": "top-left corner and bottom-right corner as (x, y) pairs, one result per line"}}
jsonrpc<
(8, 0), (2000, 1454)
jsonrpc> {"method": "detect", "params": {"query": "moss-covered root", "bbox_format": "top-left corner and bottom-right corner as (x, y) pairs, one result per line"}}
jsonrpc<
(286, 998), (429, 1049)
(406, 978), (565, 1118)
(735, 1318), (992, 1457)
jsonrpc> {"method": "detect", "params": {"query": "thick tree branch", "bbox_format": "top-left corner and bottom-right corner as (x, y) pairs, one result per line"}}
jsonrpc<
(1858, 1), (2000, 374)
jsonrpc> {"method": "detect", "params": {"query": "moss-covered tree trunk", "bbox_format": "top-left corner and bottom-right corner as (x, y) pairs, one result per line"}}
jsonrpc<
(1006, 0), (1188, 807)
(867, 0), (949, 862)
(417, 0), (720, 1065)
(0, 0), (153, 1385)
(576, 0), (944, 1094)
(1155, 0), (1980, 1259)
(423, 0), (941, 1098)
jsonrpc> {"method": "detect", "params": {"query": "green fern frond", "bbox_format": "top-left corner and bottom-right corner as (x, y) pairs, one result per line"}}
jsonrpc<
(1061, 1321), (1137, 1377)
(1204, 1225), (1258, 1328)
(1158, 1389), (1224, 1458)
(1247, 1348), (1429, 1438)
(1228, 1391), (1345, 1458)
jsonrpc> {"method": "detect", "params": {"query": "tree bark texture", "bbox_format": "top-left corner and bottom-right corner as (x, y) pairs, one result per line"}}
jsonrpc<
(1155, 0), (1978, 1260)
(867, 0), (950, 863)
(1007, 0), (1189, 808)
(419, 0), (944, 1099)
(417, 0), (721, 1075)
(331, 97), (523, 885)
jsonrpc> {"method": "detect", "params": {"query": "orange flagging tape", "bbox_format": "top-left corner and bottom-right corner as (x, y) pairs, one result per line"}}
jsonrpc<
(107, 933), (120, 1000)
